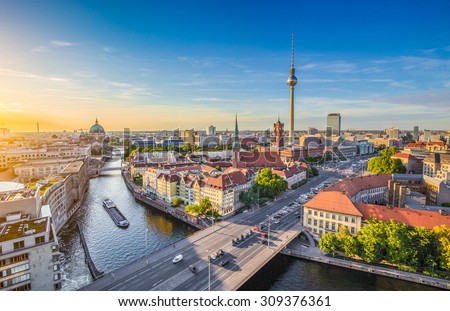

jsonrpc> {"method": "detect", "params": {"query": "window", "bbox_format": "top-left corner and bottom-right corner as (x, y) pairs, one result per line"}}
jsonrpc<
(325, 222), (329, 229)
(344, 216), (349, 222)
(331, 223), (336, 231)
(314, 211), (317, 216)
(13, 241), (25, 250)
(331, 214), (336, 220)
(319, 212), (323, 217)
(35, 236), (45, 245)
(54, 273), (61, 281)
(0, 245), (2, 255)
(308, 218), (311, 225)
(351, 217), (356, 223)
(11, 273), (30, 285)
(313, 220), (317, 226)
(338, 215), (342, 221)
(10, 263), (30, 275)
(53, 264), (60, 272)
(325, 213), (329, 219)
(351, 227), (355, 234)
(308, 210), (312, 215)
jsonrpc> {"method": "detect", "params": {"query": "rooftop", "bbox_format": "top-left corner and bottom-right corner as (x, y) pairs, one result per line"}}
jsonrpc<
(305, 191), (363, 217)
(355, 203), (450, 229)
(0, 182), (24, 194)
(59, 160), (84, 175)
(0, 217), (49, 242)
(324, 174), (391, 197)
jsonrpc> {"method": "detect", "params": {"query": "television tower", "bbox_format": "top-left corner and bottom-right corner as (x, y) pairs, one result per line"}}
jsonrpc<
(287, 32), (298, 145)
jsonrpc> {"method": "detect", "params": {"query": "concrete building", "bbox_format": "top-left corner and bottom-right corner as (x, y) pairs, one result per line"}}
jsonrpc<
(206, 125), (216, 136)
(387, 127), (399, 139)
(40, 159), (90, 233)
(180, 129), (195, 146)
(307, 127), (318, 135)
(0, 183), (61, 291)
(14, 158), (76, 182)
(392, 152), (422, 174)
(413, 126), (419, 141)
(303, 191), (363, 238)
(423, 153), (450, 182)
(0, 128), (10, 138)
(326, 113), (341, 137)
(0, 154), (6, 169)
(272, 164), (306, 189)
(355, 140), (374, 155)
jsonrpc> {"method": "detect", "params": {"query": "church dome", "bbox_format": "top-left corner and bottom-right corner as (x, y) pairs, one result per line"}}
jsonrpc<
(89, 118), (105, 134)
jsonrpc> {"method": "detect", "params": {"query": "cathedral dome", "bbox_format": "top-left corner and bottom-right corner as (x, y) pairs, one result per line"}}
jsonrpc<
(89, 118), (105, 134)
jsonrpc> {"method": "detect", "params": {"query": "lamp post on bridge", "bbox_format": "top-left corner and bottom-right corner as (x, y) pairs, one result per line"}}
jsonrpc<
(206, 249), (211, 291)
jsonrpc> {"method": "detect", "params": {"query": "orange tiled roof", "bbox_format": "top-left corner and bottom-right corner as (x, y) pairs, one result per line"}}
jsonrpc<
(205, 170), (248, 190)
(355, 203), (450, 229)
(236, 151), (285, 169)
(305, 191), (363, 217)
(324, 174), (391, 197)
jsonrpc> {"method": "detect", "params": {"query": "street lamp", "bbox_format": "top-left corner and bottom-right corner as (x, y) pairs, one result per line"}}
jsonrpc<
(266, 214), (271, 248)
(145, 228), (149, 265)
(205, 249), (211, 291)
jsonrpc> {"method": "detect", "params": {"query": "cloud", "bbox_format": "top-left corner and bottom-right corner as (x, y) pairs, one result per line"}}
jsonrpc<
(0, 102), (23, 112)
(74, 71), (98, 78)
(0, 68), (70, 83)
(50, 40), (76, 47)
(108, 81), (132, 88)
(177, 56), (220, 68)
(192, 97), (236, 102)
(445, 81), (450, 88)
(32, 46), (49, 53)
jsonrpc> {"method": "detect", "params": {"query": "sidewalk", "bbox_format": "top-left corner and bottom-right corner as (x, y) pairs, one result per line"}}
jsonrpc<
(282, 237), (450, 290)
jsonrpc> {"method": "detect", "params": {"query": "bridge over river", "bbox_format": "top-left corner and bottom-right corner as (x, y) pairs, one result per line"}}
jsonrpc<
(80, 173), (334, 291)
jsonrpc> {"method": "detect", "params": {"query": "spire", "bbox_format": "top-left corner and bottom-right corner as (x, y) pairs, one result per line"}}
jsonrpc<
(277, 113), (280, 123)
(233, 113), (240, 151)
(291, 32), (295, 70)
(95, 117), (98, 124)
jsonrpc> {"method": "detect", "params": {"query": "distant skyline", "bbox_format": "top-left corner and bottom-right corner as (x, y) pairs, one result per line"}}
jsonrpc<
(1, 0), (450, 132)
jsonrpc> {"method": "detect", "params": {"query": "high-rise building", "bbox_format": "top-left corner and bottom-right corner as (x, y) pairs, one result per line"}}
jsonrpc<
(206, 125), (216, 136)
(413, 126), (419, 141)
(326, 113), (341, 136)
(307, 126), (318, 135)
(273, 116), (284, 148)
(0, 128), (10, 138)
(423, 129), (431, 142)
(287, 32), (298, 145)
(387, 127), (399, 139)
(180, 129), (195, 146)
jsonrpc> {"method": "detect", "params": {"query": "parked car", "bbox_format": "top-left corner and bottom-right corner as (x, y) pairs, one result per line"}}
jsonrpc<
(172, 254), (183, 264)
(189, 265), (197, 273)
(217, 249), (224, 257)
(219, 260), (229, 267)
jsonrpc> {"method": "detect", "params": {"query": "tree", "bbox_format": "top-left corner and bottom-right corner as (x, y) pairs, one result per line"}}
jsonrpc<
(409, 226), (438, 269)
(254, 168), (288, 200)
(385, 220), (410, 265)
(356, 219), (387, 264)
(185, 204), (201, 215)
(433, 225), (450, 271)
(172, 197), (183, 207)
(336, 226), (357, 257)
(319, 233), (340, 255)
(367, 147), (406, 174)
(215, 165), (222, 171)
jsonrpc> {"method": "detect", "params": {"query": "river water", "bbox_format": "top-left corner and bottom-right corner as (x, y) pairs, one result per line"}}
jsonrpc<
(58, 159), (437, 291)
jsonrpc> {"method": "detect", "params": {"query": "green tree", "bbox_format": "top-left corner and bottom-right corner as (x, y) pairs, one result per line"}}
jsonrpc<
(367, 148), (406, 174)
(336, 226), (357, 257)
(433, 225), (450, 271)
(215, 165), (222, 171)
(385, 220), (411, 265)
(356, 219), (387, 263)
(409, 226), (438, 269)
(172, 197), (183, 207)
(319, 233), (340, 255)
(254, 168), (288, 200)
(185, 204), (201, 215)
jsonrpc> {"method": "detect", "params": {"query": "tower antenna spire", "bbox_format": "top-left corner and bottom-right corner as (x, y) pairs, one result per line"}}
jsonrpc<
(291, 32), (295, 69)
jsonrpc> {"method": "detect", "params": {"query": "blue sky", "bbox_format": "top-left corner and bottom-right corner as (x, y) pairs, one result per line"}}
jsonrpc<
(0, 0), (449, 132)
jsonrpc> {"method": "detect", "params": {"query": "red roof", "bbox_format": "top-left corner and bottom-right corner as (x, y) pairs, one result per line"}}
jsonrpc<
(205, 170), (248, 190)
(272, 164), (306, 179)
(392, 152), (415, 159)
(157, 173), (179, 182)
(305, 191), (363, 217)
(355, 203), (450, 229)
(235, 151), (285, 169)
(324, 174), (391, 197)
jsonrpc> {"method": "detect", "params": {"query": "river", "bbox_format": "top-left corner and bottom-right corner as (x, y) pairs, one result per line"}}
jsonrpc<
(58, 159), (437, 291)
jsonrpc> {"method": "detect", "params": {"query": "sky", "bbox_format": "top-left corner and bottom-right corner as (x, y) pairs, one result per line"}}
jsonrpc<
(0, 0), (450, 132)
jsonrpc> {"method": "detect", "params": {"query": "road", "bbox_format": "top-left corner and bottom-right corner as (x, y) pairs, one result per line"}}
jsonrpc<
(82, 169), (343, 291)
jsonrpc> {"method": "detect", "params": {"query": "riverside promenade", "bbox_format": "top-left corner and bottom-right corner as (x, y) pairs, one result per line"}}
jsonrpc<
(281, 235), (450, 290)
(122, 170), (206, 229)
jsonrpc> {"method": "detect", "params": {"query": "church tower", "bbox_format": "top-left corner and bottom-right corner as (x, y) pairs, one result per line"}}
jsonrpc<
(273, 115), (284, 148)
(232, 113), (240, 167)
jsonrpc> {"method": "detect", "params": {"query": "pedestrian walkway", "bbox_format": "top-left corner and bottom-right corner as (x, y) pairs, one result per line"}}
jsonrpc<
(282, 237), (450, 290)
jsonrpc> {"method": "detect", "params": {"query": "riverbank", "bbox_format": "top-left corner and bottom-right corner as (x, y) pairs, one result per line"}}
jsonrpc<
(121, 170), (206, 229)
(281, 236), (450, 290)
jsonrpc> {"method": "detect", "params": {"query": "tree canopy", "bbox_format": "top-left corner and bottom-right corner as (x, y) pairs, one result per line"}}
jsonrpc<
(367, 147), (406, 174)
(254, 168), (288, 200)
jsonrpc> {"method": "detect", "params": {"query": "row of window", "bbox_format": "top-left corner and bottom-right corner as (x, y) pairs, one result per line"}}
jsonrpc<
(0, 253), (29, 267)
(309, 222), (355, 234)
(0, 273), (30, 289)
(0, 263), (30, 277)
(308, 210), (356, 223)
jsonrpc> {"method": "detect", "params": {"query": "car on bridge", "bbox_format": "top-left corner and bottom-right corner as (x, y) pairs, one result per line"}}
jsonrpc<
(219, 259), (229, 267)
(189, 265), (198, 273)
(172, 254), (183, 264)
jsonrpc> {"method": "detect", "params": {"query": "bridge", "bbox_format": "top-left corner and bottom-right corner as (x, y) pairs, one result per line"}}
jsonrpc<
(98, 166), (122, 172)
(80, 172), (335, 291)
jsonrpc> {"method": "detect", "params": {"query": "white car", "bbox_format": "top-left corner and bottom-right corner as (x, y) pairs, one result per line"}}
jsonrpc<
(172, 254), (183, 264)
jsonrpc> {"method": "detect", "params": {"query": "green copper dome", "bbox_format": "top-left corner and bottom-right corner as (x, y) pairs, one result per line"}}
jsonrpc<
(89, 118), (105, 134)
